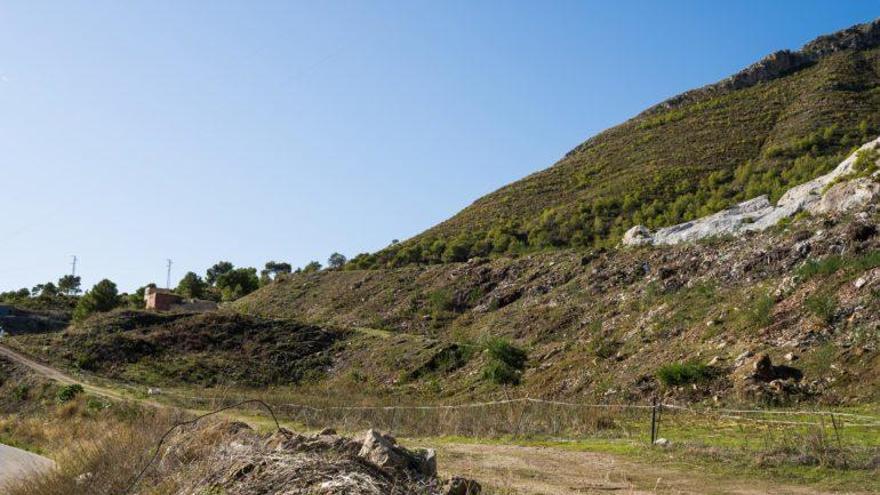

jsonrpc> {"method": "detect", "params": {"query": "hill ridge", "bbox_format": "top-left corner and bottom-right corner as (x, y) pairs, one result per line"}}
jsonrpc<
(642, 18), (880, 116)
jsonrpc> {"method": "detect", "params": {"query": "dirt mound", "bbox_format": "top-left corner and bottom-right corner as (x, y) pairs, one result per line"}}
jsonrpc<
(16, 310), (347, 386)
(163, 422), (480, 495)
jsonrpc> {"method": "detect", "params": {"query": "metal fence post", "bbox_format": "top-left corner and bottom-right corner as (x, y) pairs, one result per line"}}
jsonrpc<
(650, 397), (657, 445)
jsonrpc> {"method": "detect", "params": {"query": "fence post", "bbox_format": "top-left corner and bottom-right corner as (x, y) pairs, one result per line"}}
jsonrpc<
(650, 397), (657, 445)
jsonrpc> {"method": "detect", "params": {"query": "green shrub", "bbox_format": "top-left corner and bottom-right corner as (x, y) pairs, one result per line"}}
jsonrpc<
(589, 338), (619, 359)
(428, 289), (455, 316)
(73, 279), (121, 321)
(482, 361), (522, 385)
(656, 362), (713, 387)
(57, 384), (85, 403)
(804, 293), (837, 324)
(797, 256), (845, 280)
(12, 384), (29, 401)
(482, 337), (527, 385)
(747, 292), (775, 328)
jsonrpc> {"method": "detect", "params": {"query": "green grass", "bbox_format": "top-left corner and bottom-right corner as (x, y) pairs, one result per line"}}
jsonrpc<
(656, 362), (714, 387)
(804, 293), (838, 324)
(482, 337), (528, 385)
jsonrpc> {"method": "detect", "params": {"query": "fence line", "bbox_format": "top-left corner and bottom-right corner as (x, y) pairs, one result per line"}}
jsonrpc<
(178, 396), (880, 426)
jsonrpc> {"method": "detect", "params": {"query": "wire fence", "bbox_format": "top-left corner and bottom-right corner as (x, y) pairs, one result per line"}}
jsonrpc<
(175, 394), (880, 444)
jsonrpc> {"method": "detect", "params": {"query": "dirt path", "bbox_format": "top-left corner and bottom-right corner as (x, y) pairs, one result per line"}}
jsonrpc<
(430, 442), (844, 495)
(0, 344), (853, 495)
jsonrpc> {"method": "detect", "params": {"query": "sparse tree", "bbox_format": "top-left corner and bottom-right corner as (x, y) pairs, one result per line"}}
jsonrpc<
(302, 261), (322, 273)
(58, 275), (82, 295)
(31, 282), (59, 298)
(327, 252), (347, 269)
(206, 261), (234, 285)
(73, 279), (121, 321)
(260, 261), (292, 284)
(176, 272), (207, 299)
(216, 267), (260, 301)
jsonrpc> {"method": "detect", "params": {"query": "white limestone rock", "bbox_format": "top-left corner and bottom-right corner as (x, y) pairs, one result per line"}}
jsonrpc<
(622, 136), (880, 247)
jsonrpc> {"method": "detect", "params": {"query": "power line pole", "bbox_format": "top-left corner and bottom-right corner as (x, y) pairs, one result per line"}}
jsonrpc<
(166, 259), (173, 289)
(70, 255), (77, 277)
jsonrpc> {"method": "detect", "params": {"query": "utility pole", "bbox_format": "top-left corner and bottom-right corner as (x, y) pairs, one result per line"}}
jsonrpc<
(166, 259), (173, 289)
(70, 255), (77, 277)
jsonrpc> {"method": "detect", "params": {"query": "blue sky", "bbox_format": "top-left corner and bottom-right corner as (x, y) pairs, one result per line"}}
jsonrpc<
(1, 1), (877, 292)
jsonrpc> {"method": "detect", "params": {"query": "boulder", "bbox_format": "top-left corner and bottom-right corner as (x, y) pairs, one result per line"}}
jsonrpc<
(357, 429), (437, 477)
(622, 225), (653, 246)
(444, 477), (482, 495)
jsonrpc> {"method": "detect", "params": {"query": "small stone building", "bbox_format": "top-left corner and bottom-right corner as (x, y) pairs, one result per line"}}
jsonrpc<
(144, 287), (218, 312)
(144, 287), (183, 311)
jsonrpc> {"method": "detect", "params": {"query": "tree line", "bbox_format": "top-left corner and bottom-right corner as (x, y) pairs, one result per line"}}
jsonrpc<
(0, 252), (350, 321)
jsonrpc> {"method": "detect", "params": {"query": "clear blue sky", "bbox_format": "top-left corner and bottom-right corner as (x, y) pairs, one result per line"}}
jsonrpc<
(1, 1), (876, 293)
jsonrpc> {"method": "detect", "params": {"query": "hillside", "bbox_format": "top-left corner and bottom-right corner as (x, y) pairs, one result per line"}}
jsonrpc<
(350, 19), (880, 269)
(231, 200), (880, 405)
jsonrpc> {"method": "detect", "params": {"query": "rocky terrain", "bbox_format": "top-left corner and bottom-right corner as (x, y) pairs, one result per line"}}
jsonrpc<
(154, 422), (480, 495)
(224, 190), (880, 405)
(623, 136), (880, 245)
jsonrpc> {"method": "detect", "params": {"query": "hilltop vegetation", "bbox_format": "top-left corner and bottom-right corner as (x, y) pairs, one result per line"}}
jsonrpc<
(347, 21), (880, 269)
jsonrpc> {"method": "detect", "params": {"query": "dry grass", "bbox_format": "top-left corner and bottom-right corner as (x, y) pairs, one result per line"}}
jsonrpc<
(4, 408), (185, 495)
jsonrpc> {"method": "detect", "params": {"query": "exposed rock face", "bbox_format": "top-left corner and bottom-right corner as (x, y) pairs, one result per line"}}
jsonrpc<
(623, 137), (880, 247)
(645, 18), (880, 114)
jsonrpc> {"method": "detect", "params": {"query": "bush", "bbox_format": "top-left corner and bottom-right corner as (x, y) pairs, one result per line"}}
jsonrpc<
(804, 293), (837, 324)
(747, 292), (775, 328)
(797, 256), (845, 280)
(216, 268), (260, 301)
(482, 361), (522, 386)
(57, 384), (84, 403)
(656, 362), (713, 387)
(73, 279), (121, 321)
(482, 337), (527, 385)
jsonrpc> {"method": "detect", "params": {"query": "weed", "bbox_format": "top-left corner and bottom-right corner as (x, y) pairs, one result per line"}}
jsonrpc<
(56, 384), (84, 403)
(482, 337), (527, 385)
(656, 362), (713, 387)
(747, 292), (775, 328)
(12, 384), (29, 401)
(798, 256), (845, 280)
(804, 293), (837, 324)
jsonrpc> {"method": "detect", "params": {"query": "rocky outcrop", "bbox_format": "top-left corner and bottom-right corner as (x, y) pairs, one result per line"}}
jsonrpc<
(623, 137), (880, 247)
(644, 18), (880, 114)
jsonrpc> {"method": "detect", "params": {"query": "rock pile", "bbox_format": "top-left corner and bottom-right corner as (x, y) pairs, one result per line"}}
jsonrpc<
(165, 422), (481, 495)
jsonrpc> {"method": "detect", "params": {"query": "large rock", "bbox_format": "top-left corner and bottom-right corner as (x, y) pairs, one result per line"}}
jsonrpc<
(622, 225), (653, 246)
(811, 178), (880, 215)
(358, 429), (437, 477)
(622, 136), (880, 247)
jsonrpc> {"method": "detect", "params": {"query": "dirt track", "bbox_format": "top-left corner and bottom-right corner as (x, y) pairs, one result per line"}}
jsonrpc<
(434, 442), (841, 495)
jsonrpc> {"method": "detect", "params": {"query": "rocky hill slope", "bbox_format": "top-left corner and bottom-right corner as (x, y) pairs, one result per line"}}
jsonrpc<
(234, 161), (880, 404)
(352, 18), (880, 269)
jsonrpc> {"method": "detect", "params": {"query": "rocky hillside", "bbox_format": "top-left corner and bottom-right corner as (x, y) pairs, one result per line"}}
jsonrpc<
(13, 311), (345, 387)
(234, 183), (880, 404)
(351, 18), (880, 269)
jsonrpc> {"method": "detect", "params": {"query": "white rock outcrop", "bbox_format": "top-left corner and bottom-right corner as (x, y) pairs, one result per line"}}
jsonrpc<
(623, 136), (880, 246)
